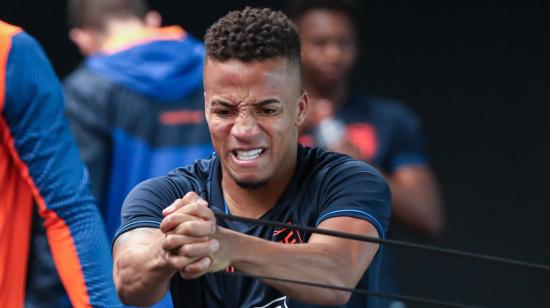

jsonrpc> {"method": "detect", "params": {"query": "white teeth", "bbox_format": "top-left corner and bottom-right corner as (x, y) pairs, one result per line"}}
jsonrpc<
(235, 149), (263, 161)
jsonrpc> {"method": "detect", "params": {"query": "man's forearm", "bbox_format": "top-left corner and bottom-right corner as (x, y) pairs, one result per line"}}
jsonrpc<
(114, 234), (175, 306)
(219, 222), (377, 305)
(386, 166), (444, 236)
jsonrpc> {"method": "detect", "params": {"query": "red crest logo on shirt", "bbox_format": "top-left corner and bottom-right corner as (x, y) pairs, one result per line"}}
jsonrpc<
(346, 123), (378, 161)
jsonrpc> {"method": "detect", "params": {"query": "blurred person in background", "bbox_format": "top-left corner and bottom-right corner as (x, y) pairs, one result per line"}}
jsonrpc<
(288, 0), (445, 305)
(0, 20), (119, 307)
(64, 1), (212, 307)
(64, 0), (212, 241)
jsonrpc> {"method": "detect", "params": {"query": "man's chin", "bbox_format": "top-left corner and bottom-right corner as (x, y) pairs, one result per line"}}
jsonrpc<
(320, 76), (344, 86)
(231, 173), (269, 190)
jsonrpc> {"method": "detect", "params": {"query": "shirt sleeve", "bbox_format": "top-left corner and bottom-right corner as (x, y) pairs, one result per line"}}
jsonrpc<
(316, 159), (392, 239)
(386, 107), (428, 173)
(3, 32), (120, 307)
(114, 174), (193, 241)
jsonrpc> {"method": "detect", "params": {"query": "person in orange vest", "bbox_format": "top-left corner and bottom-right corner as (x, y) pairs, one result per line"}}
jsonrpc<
(0, 20), (120, 307)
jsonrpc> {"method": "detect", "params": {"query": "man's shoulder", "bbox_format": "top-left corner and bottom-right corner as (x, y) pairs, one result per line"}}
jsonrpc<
(368, 94), (420, 123)
(169, 155), (217, 184)
(348, 90), (420, 122)
(126, 155), (217, 204)
(300, 146), (383, 181)
(64, 64), (113, 85)
(64, 65), (115, 97)
(9, 31), (38, 53)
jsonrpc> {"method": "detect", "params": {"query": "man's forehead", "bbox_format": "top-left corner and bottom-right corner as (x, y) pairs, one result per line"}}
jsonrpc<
(204, 57), (301, 95)
(206, 57), (299, 78)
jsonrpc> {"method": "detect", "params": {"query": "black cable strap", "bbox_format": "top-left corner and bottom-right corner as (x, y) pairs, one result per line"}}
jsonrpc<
(221, 271), (485, 308)
(214, 212), (550, 271)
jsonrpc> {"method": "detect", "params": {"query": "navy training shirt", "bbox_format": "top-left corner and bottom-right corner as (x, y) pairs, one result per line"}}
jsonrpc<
(116, 145), (391, 307)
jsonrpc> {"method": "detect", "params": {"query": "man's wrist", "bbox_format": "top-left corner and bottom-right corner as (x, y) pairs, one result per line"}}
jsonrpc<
(218, 228), (269, 269)
(152, 235), (176, 275)
(216, 227), (243, 266)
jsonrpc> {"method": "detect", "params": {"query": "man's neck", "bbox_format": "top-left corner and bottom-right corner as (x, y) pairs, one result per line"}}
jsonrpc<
(221, 159), (297, 219)
(100, 18), (149, 52)
(105, 18), (147, 39)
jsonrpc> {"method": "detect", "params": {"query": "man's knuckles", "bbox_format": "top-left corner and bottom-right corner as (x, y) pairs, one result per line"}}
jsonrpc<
(165, 253), (194, 270)
(170, 220), (216, 236)
(162, 192), (204, 216)
(177, 240), (219, 258)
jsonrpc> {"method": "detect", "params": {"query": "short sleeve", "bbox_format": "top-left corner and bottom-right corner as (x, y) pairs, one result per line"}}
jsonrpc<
(113, 175), (192, 241)
(386, 108), (428, 172)
(316, 160), (392, 238)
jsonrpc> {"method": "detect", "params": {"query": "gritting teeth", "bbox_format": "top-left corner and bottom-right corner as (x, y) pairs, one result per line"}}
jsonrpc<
(235, 148), (262, 161)
(235, 149), (262, 156)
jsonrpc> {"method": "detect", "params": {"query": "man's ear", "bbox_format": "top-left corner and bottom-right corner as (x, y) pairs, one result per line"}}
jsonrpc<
(295, 90), (309, 127)
(144, 10), (162, 28)
(69, 28), (102, 56)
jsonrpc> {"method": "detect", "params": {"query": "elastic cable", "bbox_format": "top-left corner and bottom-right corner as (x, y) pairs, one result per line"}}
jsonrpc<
(214, 212), (550, 271)
(221, 271), (485, 308)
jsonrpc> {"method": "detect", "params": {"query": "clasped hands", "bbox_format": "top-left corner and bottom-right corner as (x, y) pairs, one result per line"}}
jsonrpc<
(159, 191), (230, 279)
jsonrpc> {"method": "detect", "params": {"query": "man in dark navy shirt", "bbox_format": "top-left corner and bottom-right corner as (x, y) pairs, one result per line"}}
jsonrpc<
(112, 7), (391, 307)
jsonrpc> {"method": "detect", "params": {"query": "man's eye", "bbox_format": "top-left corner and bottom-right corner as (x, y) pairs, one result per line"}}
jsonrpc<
(312, 39), (326, 47)
(213, 109), (232, 116)
(261, 108), (277, 115)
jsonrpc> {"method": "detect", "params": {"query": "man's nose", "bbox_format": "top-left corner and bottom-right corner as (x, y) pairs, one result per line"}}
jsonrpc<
(231, 113), (261, 141)
(324, 44), (344, 62)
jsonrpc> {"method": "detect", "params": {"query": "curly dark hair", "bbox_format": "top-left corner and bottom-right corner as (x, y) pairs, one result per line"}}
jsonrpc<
(204, 7), (301, 64)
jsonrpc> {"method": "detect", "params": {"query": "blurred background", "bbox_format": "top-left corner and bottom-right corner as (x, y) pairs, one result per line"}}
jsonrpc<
(1, 1), (548, 307)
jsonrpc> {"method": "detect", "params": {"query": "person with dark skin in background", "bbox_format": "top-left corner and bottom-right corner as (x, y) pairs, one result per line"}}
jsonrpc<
(112, 7), (391, 307)
(289, 0), (444, 237)
(289, 2), (444, 306)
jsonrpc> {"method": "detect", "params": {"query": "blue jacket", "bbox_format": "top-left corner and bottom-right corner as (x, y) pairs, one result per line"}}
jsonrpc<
(64, 27), (213, 240)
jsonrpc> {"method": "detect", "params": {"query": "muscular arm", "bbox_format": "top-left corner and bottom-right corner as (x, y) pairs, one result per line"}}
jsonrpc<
(386, 165), (444, 236)
(113, 228), (174, 306)
(236, 217), (378, 305)
(114, 195), (217, 306)
(330, 142), (444, 236)
(179, 215), (379, 305)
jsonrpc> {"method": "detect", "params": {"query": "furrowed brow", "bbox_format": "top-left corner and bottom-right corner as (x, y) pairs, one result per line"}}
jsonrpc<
(255, 99), (281, 106)
(210, 100), (235, 108)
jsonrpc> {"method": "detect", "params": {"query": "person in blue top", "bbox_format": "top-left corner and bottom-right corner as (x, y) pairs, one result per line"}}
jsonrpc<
(0, 20), (120, 308)
(63, 0), (212, 240)
(112, 7), (391, 307)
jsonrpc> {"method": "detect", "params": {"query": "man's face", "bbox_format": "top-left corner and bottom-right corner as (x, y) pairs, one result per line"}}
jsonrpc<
(298, 9), (358, 87)
(204, 57), (307, 189)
